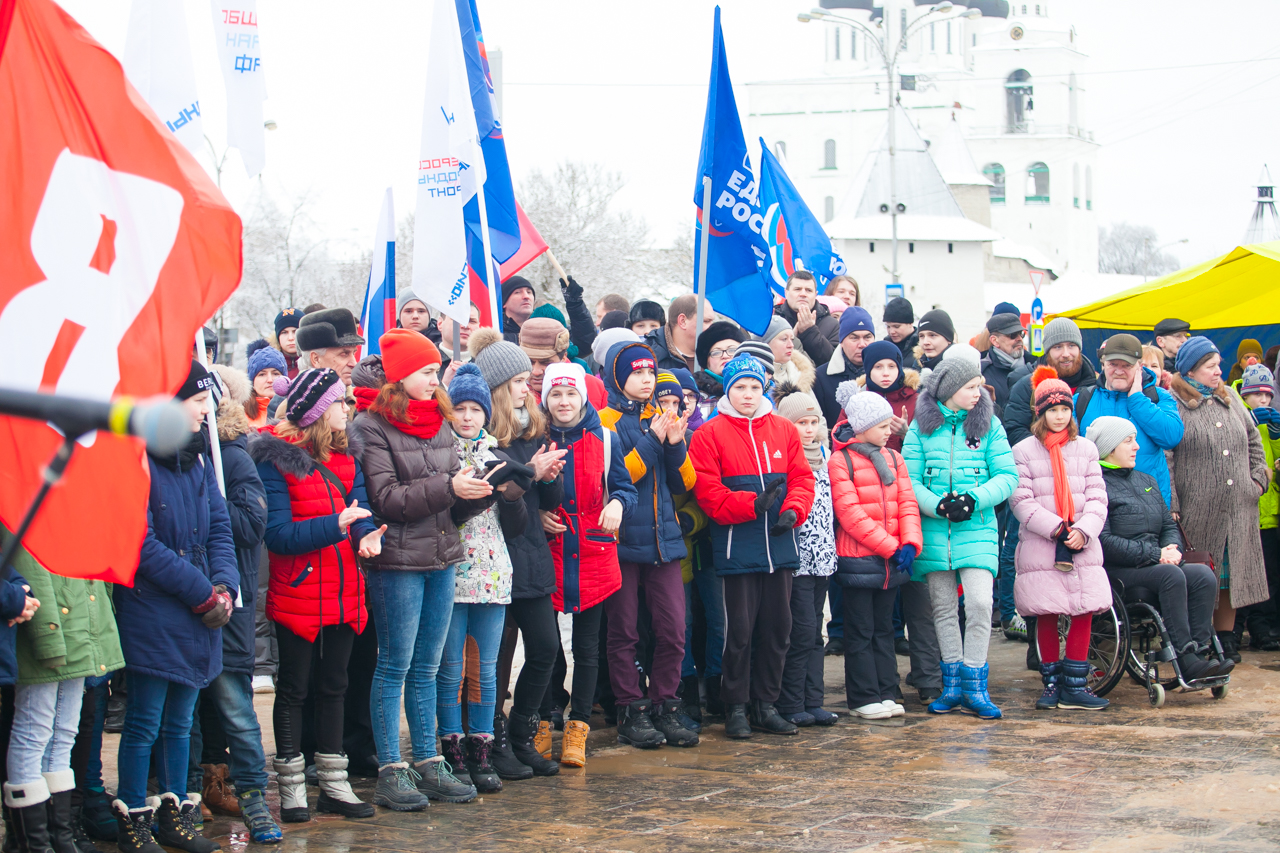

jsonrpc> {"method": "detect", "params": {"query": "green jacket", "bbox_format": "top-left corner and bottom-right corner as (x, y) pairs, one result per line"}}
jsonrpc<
(10, 544), (123, 685)
(904, 389), (1017, 579)
(1234, 381), (1280, 529)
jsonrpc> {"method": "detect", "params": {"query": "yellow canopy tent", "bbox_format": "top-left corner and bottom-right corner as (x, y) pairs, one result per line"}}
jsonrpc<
(1052, 240), (1280, 365)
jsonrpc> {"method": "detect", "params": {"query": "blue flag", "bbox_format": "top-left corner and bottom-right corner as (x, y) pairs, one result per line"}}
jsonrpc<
(758, 140), (846, 295)
(457, 0), (520, 267)
(693, 7), (774, 336)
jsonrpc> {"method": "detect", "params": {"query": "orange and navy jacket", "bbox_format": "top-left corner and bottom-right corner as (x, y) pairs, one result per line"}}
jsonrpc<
(688, 396), (816, 575)
(546, 403), (638, 613)
(600, 341), (697, 566)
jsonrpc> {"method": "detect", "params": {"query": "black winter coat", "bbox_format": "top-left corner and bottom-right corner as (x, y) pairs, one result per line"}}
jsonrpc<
(503, 434), (564, 600)
(1098, 466), (1182, 569)
(1004, 357), (1098, 447)
(888, 332), (921, 370)
(814, 353), (864, 430)
(217, 431), (268, 675)
(774, 301), (840, 366)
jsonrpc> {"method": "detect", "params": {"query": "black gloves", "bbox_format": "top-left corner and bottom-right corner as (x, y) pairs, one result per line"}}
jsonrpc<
(753, 479), (786, 518)
(937, 492), (976, 523)
(770, 509), (797, 537)
(560, 276), (584, 303)
(484, 458), (535, 491)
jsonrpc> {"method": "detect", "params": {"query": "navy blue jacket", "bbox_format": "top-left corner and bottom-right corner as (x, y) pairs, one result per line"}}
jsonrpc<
(115, 438), (239, 690)
(600, 342), (692, 566)
(0, 560), (29, 687)
(218, 430), (268, 676)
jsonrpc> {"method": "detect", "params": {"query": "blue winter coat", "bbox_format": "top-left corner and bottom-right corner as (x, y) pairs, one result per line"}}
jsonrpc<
(0, 558), (29, 687)
(1077, 365), (1183, 506)
(115, 437), (240, 690)
(216, 421), (268, 676)
(904, 388), (1018, 579)
(599, 341), (693, 566)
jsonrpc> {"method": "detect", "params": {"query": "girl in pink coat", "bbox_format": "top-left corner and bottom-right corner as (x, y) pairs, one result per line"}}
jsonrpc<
(1011, 367), (1112, 711)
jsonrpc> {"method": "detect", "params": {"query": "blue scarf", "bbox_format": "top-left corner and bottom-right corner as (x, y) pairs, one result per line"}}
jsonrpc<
(1182, 374), (1217, 398)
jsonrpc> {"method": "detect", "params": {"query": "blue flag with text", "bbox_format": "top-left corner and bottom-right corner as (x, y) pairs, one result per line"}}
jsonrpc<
(758, 139), (846, 295)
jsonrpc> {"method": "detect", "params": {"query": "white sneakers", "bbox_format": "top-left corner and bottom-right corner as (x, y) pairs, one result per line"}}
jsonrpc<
(251, 675), (274, 694)
(853, 701), (905, 719)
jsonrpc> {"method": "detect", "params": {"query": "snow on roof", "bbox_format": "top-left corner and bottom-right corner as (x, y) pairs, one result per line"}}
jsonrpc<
(991, 239), (1056, 273)
(931, 115), (991, 187)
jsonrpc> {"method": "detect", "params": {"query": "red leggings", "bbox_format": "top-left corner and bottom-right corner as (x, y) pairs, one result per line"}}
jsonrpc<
(1036, 613), (1092, 663)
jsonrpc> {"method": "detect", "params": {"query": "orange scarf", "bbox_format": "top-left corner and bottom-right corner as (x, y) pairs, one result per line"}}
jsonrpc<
(1044, 428), (1075, 525)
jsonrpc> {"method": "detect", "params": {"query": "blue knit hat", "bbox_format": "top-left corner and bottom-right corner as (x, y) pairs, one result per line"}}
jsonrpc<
(838, 306), (875, 341)
(670, 367), (698, 396)
(448, 363), (492, 421)
(610, 341), (657, 394)
(1175, 335), (1219, 377)
(1241, 363), (1275, 397)
(722, 352), (768, 393)
(246, 338), (288, 383)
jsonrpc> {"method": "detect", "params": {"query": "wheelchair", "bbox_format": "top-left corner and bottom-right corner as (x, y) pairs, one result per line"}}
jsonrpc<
(1046, 597), (1128, 699)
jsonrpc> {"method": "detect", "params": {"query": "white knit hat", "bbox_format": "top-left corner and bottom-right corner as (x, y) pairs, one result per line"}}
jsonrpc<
(543, 362), (589, 404)
(844, 391), (894, 436)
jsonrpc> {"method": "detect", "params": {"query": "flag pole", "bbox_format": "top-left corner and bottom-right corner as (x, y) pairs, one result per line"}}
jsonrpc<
(476, 189), (501, 331)
(196, 327), (225, 498)
(693, 175), (713, 371)
(545, 248), (569, 288)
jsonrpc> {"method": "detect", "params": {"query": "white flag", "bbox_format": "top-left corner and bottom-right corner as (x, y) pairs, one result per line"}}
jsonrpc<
(210, 1), (266, 178)
(412, 0), (485, 327)
(122, 0), (203, 152)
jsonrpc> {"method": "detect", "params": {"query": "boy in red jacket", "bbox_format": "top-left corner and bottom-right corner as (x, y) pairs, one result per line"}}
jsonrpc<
(829, 392), (923, 720)
(689, 353), (815, 739)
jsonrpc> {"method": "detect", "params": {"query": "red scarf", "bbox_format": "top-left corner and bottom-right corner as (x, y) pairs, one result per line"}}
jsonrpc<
(1044, 428), (1075, 525)
(384, 398), (445, 440)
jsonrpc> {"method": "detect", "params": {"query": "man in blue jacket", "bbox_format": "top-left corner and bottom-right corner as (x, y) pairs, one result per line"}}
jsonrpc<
(1077, 334), (1183, 507)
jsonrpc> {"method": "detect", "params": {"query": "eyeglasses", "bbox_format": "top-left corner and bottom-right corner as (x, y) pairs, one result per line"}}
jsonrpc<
(708, 347), (737, 360)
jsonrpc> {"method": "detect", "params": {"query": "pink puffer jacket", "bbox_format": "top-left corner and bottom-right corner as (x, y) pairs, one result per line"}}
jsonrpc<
(1009, 435), (1112, 618)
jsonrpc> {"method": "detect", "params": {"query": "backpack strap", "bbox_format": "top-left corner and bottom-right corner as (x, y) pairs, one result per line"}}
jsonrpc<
(312, 461), (347, 509)
(601, 425), (611, 490)
(1075, 383), (1159, 421)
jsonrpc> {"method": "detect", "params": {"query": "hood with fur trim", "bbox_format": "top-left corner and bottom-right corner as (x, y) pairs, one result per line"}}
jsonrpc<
(855, 368), (921, 391)
(212, 365), (255, 442)
(913, 375), (994, 444)
(249, 424), (365, 480)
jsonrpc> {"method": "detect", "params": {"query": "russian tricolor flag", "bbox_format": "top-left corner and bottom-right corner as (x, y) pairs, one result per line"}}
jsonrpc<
(359, 188), (396, 355)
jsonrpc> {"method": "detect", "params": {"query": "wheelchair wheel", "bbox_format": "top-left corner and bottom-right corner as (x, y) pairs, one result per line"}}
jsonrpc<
(1149, 683), (1166, 707)
(1071, 604), (1128, 697)
(1212, 684), (1229, 700)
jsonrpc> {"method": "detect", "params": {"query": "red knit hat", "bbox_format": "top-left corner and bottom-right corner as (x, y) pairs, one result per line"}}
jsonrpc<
(1032, 365), (1073, 418)
(380, 328), (441, 383)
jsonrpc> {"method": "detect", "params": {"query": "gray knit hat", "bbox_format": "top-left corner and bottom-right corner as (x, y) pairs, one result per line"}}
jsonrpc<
(396, 288), (428, 317)
(1041, 317), (1083, 351)
(468, 327), (533, 390)
(1085, 416), (1136, 461)
(591, 327), (641, 366)
(925, 356), (982, 405)
(844, 391), (894, 436)
(736, 340), (775, 374)
(760, 315), (793, 344)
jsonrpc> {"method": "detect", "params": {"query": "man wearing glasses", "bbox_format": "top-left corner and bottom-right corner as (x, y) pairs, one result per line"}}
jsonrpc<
(981, 312), (1029, 409)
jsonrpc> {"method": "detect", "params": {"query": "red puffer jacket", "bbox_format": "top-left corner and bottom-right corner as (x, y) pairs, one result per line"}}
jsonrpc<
(828, 422), (923, 590)
(251, 427), (374, 641)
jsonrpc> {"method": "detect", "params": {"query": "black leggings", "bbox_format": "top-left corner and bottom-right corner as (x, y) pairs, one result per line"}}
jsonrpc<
(540, 604), (603, 723)
(505, 596), (560, 719)
(274, 622), (356, 758)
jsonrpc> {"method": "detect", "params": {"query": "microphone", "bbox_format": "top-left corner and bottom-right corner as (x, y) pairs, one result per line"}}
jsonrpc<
(0, 388), (192, 455)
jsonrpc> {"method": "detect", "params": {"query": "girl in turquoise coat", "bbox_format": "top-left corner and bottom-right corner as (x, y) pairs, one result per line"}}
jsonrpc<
(904, 358), (1017, 719)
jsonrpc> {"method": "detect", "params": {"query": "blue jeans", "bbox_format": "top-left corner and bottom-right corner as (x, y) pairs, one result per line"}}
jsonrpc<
(188, 672), (269, 794)
(681, 566), (724, 678)
(437, 603), (506, 738)
(116, 672), (199, 808)
(7, 678), (84, 785)
(997, 511), (1020, 622)
(368, 567), (456, 765)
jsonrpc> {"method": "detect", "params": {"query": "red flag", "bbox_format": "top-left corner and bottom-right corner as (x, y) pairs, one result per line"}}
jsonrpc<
(498, 202), (549, 283)
(0, 0), (243, 583)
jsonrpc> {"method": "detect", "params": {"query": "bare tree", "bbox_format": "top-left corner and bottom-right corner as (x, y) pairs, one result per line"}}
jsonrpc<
(1098, 223), (1181, 276)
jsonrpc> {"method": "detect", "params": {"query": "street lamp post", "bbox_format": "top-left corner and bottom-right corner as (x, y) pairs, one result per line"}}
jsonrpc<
(800, 3), (982, 284)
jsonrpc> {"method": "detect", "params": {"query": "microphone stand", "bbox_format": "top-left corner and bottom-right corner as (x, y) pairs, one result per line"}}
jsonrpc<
(0, 434), (79, 582)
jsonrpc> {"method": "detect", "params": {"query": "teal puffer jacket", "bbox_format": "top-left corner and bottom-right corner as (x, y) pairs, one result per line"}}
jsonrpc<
(903, 387), (1017, 579)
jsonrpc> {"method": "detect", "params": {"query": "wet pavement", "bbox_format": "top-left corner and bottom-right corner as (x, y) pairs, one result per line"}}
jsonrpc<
(102, 634), (1280, 852)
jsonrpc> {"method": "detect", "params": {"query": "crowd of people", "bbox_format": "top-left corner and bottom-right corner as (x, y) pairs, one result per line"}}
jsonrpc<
(0, 269), (1275, 853)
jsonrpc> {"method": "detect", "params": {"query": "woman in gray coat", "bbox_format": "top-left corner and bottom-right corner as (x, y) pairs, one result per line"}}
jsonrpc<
(1168, 337), (1271, 662)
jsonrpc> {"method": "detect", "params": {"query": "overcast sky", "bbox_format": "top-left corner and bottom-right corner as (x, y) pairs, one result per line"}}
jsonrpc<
(56, 0), (1280, 273)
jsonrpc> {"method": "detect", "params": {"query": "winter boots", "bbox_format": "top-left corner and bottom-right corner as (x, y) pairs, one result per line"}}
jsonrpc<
(927, 661), (964, 714)
(559, 721), (590, 768)
(372, 763), (429, 812)
(42, 770), (77, 853)
(110, 799), (163, 853)
(652, 700), (699, 747)
(959, 663), (1003, 719)
(313, 753), (374, 819)
(412, 758), (476, 803)
(464, 735), (502, 793)
(534, 720), (554, 760)
(490, 713), (534, 781)
(723, 704), (752, 739)
(1178, 649), (1220, 682)
(679, 675), (702, 726)
(704, 675), (724, 716)
(1057, 660), (1109, 711)
(748, 701), (798, 735)
(198, 766), (238, 817)
(153, 793), (219, 853)
(438, 735), (473, 788)
(271, 755), (309, 823)
(6, 778), (56, 853)
(1036, 661), (1062, 710)
(77, 789), (115, 842)
(236, 790), (282, 845)
(507, 711), (560, 777)
(616, 701), (665, 749)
